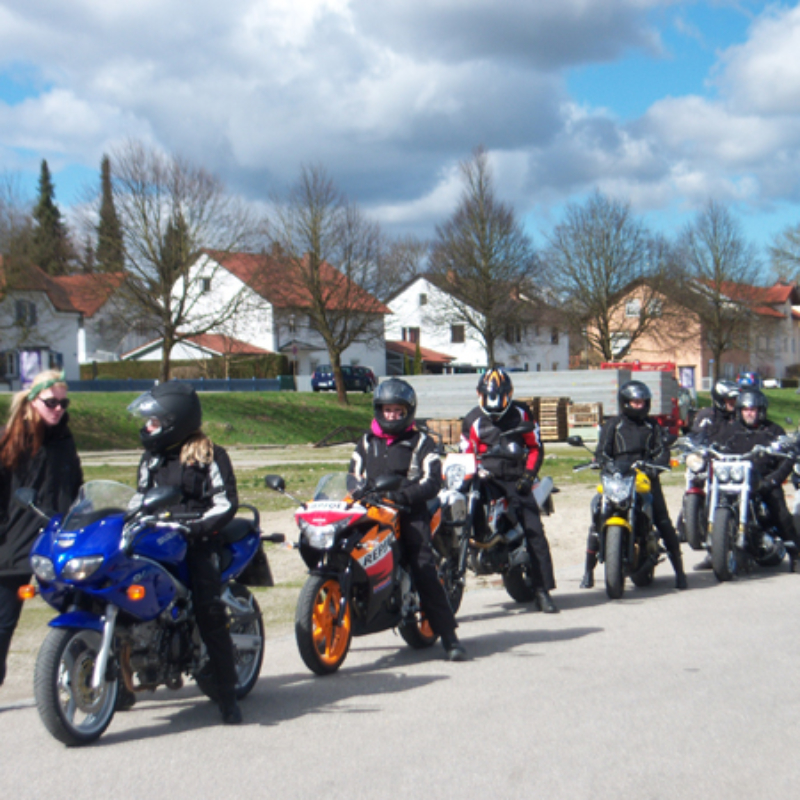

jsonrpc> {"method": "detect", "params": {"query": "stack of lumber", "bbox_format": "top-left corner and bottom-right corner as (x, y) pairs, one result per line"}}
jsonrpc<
(567, 402), (603, 441)
(537, 397), (569, 442)
(423, 418), (463, 446)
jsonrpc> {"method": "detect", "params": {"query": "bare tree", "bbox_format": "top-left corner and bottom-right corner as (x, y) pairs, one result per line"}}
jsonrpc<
(770, 221), (800, 282)
(267, 164), (386, 405)
(0, 172), (34, 267)
(677, 200), (763, 381)
(544, 191), (673, 362)
(428, 147), (539, 366)
(111, 140), (258, 381)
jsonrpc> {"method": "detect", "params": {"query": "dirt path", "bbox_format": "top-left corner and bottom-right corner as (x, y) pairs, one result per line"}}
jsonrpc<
(1, 482), (688, 705)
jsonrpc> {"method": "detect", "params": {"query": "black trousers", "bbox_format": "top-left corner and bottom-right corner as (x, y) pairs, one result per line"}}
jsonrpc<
(399, 512), (457, 637)
(0, 574), (28, 686)
(761, 485), (798, 544)
(186, 540), (238, 698)
(485, 479), (556, 591)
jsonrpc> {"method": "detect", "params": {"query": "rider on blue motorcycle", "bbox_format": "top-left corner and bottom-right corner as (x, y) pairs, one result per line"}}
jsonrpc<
(128, 382), (243, 724)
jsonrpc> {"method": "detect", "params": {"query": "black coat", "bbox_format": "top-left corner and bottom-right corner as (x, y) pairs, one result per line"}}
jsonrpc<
(596, 414), (671, 473)
(0, 415), (83, 576)
(716, 419), (793, 487)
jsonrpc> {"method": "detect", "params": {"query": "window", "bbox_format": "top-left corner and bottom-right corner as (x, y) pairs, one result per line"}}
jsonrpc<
(551, 362), (559, 372)
(15, 300), (37, 327)
(288, 314), (297, 335)
(625, 299), (641, 318)
(3, 351), (17, 377)
(648, 299), (663, 317)
(505, 324), (523, 344)
(451, 325), (465, 344)
(419, 293), (428, 306)
(550, 327), (559, 345)
(199, 277), (211, 293)
(402, 327), (420, 343)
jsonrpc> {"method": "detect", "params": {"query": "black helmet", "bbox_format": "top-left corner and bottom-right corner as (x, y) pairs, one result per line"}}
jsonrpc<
(711, 379), (739, 415)
(619, 380), (651, 421)
(128, 382), (202, 453)
(373, 378), (417, 435)
(477, 367), (513, 420)
(735, 389), (768, 427)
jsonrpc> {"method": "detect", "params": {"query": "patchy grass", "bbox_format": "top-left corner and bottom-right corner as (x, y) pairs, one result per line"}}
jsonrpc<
(0, 391), (374, 450)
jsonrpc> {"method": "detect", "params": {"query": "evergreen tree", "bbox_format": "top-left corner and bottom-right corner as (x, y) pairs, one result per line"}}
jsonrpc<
(32, 159), (72, 275)
(95, 154), (124, 272)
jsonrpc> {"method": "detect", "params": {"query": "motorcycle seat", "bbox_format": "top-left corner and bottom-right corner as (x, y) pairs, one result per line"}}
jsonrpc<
(219, 517), (256, 544)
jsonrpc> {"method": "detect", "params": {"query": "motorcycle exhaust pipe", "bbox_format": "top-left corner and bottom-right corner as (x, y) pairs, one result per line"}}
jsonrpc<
(469, 534), (505, 550)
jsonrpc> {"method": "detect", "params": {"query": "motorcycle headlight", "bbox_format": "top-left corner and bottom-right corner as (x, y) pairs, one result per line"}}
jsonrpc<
(440, 489), (467, 524)
(715, 465), (731, 483)
(298, 518), (349, 550)
(31, 555), (55, 582)
(444, 464), (466, 491)
(685, 453), (707, 473)
(602, 473), (635, 504)
(62, 555), (104, 582)
(729, 465), (745, 483)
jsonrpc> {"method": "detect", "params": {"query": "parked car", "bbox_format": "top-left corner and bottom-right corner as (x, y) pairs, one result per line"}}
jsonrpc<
(311, 364), (373, 393)
(763, 377), (782, 389)
(353, 366), (377, 391)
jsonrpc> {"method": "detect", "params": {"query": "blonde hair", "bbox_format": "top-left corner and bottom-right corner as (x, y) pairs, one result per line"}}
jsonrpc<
(1, 369), (68, 471)
(180, 431), (214, 466)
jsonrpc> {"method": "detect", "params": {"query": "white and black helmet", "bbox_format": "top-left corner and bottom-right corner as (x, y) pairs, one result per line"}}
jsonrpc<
(711, 379), (739, 413)
(373, 378), (417, 435)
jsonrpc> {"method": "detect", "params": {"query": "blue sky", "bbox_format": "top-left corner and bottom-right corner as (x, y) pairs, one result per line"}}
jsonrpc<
(1, 1), (799, 271)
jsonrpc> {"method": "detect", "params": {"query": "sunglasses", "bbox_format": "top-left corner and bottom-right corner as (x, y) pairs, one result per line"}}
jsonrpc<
(39, 397), (70, 410)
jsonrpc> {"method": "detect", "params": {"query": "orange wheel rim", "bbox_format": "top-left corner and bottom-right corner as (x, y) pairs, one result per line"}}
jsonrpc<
(419, 615), (434, 640)
(312, 580), (351, 665)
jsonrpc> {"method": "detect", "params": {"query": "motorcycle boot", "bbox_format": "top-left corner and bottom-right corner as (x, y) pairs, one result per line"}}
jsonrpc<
(669, 551), (688, 590)
(218, 687), (242, 725)
(693, 553), (713, 571)
(441, 630), (467, 662)
(534, 589), (559, 613)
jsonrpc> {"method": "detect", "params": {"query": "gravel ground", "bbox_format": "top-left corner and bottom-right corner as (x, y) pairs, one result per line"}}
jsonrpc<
(1, 480), (690, 705)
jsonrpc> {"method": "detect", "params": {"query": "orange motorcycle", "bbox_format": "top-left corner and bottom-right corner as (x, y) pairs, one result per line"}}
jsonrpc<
(265, 472), (438, 675)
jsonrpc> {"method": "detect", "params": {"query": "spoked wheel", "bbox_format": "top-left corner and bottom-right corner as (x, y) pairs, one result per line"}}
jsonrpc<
(502, 565), (537, 603)
(604, 526), (626, 600)
(712, 507), (737, 581)
(438, 555), (465, 614)
(34, 627), (119, 747)
(295, 575), (352, 675)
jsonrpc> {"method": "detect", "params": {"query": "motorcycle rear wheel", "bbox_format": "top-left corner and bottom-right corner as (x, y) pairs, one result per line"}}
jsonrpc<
(438, 555), (464, 614)
(295, 575), (352, 675)
(34, 627), (119, 746)
(683, 493), (706, 551)
(502, 565), (537, 603)
(604, 526), (626, 600)
(712, 506), (737, 581)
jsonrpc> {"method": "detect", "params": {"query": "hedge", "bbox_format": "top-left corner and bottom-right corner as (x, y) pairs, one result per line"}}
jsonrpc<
(81, 354), (290, 381)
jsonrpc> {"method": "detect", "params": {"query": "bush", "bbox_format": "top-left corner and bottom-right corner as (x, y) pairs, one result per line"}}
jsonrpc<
(81, 354), (290, 381)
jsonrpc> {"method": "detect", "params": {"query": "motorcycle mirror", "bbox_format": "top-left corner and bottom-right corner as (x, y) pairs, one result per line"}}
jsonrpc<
(142, 485), (182, 513)
(785, 417), (794, 426)
(567, 435), (584, 447)
(13, 487), (52, 522)
(374, 473), (403, 493)
(264, 474), (286, 493)
(663, 433), (678, 447)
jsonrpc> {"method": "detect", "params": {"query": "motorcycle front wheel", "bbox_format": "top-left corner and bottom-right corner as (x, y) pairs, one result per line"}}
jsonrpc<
(711, 506), (737, 581)
(295, 575), (352, 675)
(34, 627), (119, 747)
(604, 526), (626, 599)
(502, 565), (537, 603)
(398, 600), (438, 650)
(437, 554), (465, 613)
(683, 493), (706, 551)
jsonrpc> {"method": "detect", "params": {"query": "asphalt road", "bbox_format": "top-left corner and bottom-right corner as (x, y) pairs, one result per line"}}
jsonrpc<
(2, 549), (799, 799)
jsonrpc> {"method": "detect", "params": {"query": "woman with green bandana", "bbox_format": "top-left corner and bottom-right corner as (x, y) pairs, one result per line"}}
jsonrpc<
(0, 370), (82, 687)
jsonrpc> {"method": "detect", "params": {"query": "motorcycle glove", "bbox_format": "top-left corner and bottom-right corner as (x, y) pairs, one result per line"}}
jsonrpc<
(516, 471), (536, 496)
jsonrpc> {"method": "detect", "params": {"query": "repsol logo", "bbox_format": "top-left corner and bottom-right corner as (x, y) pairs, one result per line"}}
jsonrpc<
(360, 538), (390, 567)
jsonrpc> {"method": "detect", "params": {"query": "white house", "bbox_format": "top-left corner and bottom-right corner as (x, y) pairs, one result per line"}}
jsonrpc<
(177, 250), (390, 376)
(0, 257), (81, 387)
(122, 332), (272, 362)
(385, 275), (569, 373)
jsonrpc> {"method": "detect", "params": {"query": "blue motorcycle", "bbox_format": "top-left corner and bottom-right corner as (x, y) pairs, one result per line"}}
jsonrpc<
(16, 480), (283, 746)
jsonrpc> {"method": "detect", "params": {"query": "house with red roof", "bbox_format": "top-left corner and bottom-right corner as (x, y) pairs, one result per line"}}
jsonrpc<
(593, 278), (800, 390)
(385, 275), (569, 374)
(175, 249), (390, 380)
(121, 332), (272, 362)
(0, 256), (81, 387)
(49, 271), (159, 364)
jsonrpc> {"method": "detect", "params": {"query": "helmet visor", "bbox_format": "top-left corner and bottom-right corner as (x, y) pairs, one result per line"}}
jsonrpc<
(127, 392), (169, 422)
